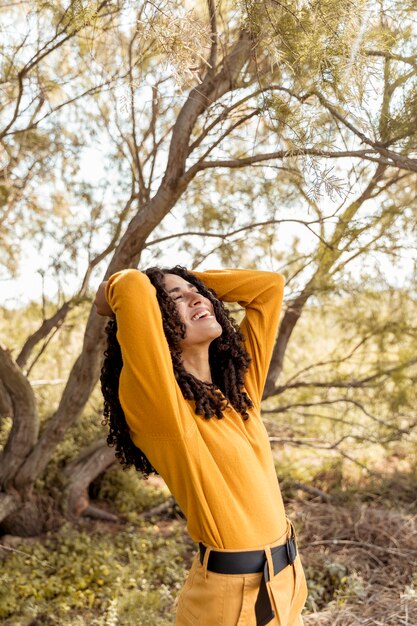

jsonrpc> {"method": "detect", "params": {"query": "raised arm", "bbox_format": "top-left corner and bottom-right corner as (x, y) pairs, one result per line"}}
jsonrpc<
(192, 269), (285, 408)
(103, 270), (185, 440)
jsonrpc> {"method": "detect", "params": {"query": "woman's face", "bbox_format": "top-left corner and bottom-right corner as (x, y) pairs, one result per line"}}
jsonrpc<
(163, 274), (222, 349)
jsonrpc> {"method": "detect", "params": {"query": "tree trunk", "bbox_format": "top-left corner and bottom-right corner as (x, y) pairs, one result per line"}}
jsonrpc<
(64, 438), (116, 520)
(0, 379), (12, 418)
(0, 492), (20, 523)
(0, 346), (38, 487)
(13, 310), (106, 489)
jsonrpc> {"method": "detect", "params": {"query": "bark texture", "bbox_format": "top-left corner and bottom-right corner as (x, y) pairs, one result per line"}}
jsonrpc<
(64, 438), (116, 519)
(0, 345), (38, 487)
(0, 379), (12, 418)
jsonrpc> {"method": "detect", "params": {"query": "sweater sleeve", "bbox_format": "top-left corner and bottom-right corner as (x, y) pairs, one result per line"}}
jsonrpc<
(105, 269), (187, 440)
(192, 269), (285, 408)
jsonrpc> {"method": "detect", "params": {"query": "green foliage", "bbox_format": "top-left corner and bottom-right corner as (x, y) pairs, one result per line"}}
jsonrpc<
(64, 0), (100, 36)
(245, 0), (372, 87)
(95, 466), (169, 520)
(0, 520), (189, 625)
(304, 559), (350, 610)
(304, 557), (368, 612)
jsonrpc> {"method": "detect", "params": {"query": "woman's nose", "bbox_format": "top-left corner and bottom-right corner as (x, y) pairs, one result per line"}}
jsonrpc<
(189, 292), (202, 305)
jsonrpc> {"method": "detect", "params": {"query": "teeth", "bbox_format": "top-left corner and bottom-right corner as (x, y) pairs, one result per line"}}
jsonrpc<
(192, 310), (210, 321)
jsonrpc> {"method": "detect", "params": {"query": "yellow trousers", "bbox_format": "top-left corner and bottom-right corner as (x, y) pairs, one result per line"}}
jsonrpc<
(176, 524), (307, 626)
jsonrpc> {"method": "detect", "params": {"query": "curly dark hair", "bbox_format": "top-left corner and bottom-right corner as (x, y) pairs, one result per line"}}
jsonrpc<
(100, 266), (253, 476)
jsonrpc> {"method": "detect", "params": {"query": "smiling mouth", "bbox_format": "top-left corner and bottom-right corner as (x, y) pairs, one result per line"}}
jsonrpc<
(191, 310), (213, 321)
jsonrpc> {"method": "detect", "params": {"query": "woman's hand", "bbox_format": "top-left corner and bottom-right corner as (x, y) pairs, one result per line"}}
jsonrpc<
(94, 281), (114, 316)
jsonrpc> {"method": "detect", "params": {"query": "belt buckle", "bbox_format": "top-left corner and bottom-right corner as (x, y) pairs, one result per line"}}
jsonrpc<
(286, 538), (297, 565)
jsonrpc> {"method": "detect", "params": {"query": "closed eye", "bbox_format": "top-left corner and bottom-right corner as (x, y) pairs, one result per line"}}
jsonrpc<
(171, 288), (201, 301)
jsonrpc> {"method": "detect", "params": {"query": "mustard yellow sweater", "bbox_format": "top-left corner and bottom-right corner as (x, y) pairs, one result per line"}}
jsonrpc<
(106, 269), (287, 549)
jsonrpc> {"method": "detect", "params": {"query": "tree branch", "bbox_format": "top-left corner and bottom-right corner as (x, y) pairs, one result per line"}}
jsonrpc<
(0, 346), (38, 488)
(270, 355), (417, 394)
(16, 302), (72, 370)
(64, 438), (116, 520)
(207, 0), (218, 72)
(313, 91), (417, 173)
(146, 217), (332, 249)
(194, 148), (386, 171)
(263, 163), (387, 396)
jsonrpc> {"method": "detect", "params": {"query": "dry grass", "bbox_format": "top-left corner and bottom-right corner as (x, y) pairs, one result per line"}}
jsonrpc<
(291, 502), (417, 625)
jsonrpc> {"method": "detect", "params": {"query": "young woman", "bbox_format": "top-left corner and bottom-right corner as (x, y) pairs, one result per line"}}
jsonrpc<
(94, 266), (307, 626)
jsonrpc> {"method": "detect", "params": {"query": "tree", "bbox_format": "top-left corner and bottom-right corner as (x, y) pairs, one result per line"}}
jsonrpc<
(0, 0), (416, 533)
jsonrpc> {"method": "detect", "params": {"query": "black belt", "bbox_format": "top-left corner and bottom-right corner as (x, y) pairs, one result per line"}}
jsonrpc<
(199, 529), (297, 626)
